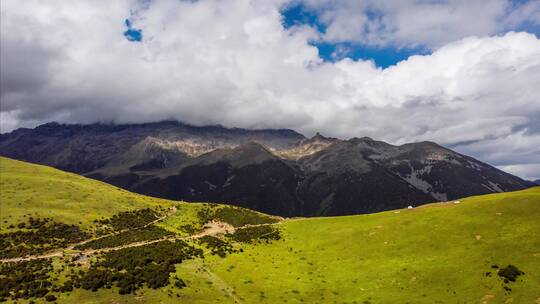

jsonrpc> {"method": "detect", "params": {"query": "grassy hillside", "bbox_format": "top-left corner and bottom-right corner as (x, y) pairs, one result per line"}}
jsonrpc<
(1, 157), (539, 303)
(0, 157), (177, 231)
(196, 188), (540, 304)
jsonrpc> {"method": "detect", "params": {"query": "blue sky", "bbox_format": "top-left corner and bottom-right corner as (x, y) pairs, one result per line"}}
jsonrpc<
(124, 19), (142, 42)
(123, 0), (539, 68)
(124, 2), (430, 67)
(280, 2), (429, 68)
(299, 41), (428, 68)
(279, 1), (540, 68)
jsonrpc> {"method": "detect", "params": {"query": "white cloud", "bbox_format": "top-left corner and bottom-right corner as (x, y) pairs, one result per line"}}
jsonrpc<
(1, 0), (539, 179)
(498, 163), (540, 181)
(297, 0), (540, 49)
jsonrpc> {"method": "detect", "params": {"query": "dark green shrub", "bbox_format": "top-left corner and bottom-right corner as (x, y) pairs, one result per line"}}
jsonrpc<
(230, 225), (281, 244)
(45, 294), (57, 302)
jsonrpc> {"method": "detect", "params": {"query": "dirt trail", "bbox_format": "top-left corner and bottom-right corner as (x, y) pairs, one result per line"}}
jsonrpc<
(0, 219), (240, 263)
(66, 212), (172, 250)
(200, 220), (236, 236)
(180, 260), (243, 304)
(81, 221), (236, 256)
(201, 266), (243, 304)
(0, 205), (290, 264)
(1, 209), (175, 263)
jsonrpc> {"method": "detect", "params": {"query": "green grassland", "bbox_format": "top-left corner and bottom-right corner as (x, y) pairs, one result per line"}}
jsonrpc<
(199, 189), (540, 304)
(1, 156), (539, 303)
(0, 157), (183, 231)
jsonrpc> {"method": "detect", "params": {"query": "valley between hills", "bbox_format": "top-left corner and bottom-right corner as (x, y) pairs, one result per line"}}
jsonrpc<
(1, 156), (539, 303)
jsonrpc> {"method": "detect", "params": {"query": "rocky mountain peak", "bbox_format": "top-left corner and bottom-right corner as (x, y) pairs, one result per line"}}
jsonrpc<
(0, 121), (532, 217)
(274, 132), (339, 160)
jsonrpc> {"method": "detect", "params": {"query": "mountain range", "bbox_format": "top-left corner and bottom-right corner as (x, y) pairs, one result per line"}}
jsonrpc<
(0, 121), (532, 216)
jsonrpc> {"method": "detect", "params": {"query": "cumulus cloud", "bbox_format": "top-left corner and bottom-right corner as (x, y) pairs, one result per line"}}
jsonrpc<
(1, 0), (539, 179)
(295, 0), (540, 48)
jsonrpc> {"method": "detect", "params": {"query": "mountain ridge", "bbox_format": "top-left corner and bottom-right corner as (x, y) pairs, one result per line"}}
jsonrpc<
(0, 121), (532, 216)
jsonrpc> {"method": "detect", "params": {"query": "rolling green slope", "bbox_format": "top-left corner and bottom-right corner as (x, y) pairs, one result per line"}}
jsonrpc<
(196, 188), (540, 304)
(0, 157), (178, 231)
(1, 157), (539, 303)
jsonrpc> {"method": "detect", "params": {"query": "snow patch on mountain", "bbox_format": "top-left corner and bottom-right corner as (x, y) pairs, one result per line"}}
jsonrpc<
(398, 163), (448, 201)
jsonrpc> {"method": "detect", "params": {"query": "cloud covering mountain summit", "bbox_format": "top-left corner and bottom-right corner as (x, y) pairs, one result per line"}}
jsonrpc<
(1, 0), (539, 179)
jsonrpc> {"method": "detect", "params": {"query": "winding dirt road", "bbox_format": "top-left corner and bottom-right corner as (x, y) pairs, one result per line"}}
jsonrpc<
(0, 219), (278, 264)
